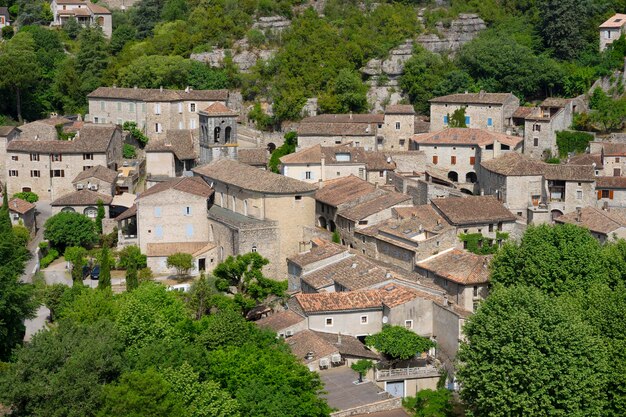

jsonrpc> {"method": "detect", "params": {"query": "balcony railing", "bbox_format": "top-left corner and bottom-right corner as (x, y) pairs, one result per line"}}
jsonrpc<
(376, 365), (440, 381)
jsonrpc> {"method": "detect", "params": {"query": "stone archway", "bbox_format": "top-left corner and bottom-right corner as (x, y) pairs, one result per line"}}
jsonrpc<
(447, 171), (459, 182)
(465, 172), (477, 183)
(551, 209), (563, 222)
(318, 216), (327, 229)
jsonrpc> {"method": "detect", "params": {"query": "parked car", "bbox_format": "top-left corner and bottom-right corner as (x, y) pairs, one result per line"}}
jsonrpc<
(82, 265), (91, 279)
(90, 265), (101, 280)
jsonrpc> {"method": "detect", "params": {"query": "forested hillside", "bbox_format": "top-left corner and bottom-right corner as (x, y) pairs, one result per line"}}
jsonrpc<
(1, 0), (626, 126)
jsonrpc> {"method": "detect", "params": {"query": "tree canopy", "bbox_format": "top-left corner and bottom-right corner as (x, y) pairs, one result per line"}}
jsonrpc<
(43, 212), (98, 251)
(365, 325), (435, 361)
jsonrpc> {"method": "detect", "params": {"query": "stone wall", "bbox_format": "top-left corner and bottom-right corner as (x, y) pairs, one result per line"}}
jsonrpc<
(330, 398), (403, 417)
(417, 13), (486, 54)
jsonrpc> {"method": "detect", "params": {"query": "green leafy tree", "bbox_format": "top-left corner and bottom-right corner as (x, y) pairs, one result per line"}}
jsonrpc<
(125, 264), (138, 292)
(187, 273), (218, 319)
(12, 191), (38, 203)
(117, 245), (147, 270)
(12, 224), (30, 247)
(457, 285), (608, 416)
(123, 121), (149, 146)
(167, 252), (193, 277)
(319, 68), (368, 114)
(447, 107), (467, 128)
(403, 389), (453, 417)
(64, 246), (87, 283)
(268, 131), (297, 173)
(44, 212), (98, 250)
(197, 308), (273, 351)
(122, 143), (136, 158)
(332, 231), (341, 244)
(98, 245), (111, 290)
(98, 368), (183, 417)
(400, 46), (449, 114)
(214, 252), (287, 313)
(491, 224), (610, 295)
(0, 320), (124, 416)
(351, 359), (373, 383)
(365, 325), (435, 361)
(131, 0), (166, 39)
(0, 31), (41, 122)
(96, 199), (105, 235)
(62, 16), (82, 40)
(536, 0), (593, 61)
(76, 27), (110, 100)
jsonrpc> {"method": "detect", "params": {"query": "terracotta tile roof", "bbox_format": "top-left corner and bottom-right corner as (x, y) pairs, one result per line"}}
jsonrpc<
(555, 207), (626, 235)
(413, 128), (523, 148)
(280, 144), (323, 164)
(286, 330), (340, 364)
(315, 175), (376, 207)
(256, 310), (305, 332)
(414, 117), (430, 134)
(87, 2), (111, 14)
(194, 159), (317, 194)
(301, 114), (384, 124)
(378, 283), (423, 308)
(363, 152), (396, 171)
(601, 143), (626, 156)
(379, 206), (451, 237)
(7, 124), (118, 154)
(145, 130), (197, 160)
(281, 144), (396, 171)
(73, 165), (118, 184)
(146, 241), (215, 257)
(337, 190), (411, 222)
(139, 177), (214, 199)
(417, 249), (491, 285)
(512, 106), (535, 119)
(301, 255), (399, 291)
(237, 148), (268, 166)
(0, 198), (35, 214)
(596, 176), (626, 189)
(429, 92), (516, 105)
(51, 190), (113, 206)
(295, 290), (384, 313)
(0, 126), (18, 136)
(540, 97), (571, 108)
(481, 152), (595, 181)
(288, 241), (348, 268)
(87, 87), (229, 102)
(313, 331), (379, 359)
(115, 204), (136, 220)
(200, 102), (238, 116)
(297, 122), (377, 137)
(567, 153), (603, 168)
(385, 104), (415, 115)
(431, 195), (516, 225)
(600, 13), (626, 28)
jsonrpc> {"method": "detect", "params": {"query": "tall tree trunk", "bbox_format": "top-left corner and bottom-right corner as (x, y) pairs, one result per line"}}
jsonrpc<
(15, 87), (22, 124)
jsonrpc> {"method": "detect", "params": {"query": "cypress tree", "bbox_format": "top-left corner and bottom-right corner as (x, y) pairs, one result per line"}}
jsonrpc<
(98, 245), (111, 289)
(125, 263), (138, 291)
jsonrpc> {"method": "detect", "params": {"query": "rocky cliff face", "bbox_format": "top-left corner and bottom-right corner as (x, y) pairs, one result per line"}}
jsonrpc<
(190, 16), (290, 73)
(361, 13), (485, 112)
(417, 13), (486, 54)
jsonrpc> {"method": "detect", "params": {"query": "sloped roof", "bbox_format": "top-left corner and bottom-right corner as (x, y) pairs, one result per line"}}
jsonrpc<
(51, 190), (113, 206)
(194, 159), (317, 194)
(540, 97), (572, 108)
(567, 153), (603, 168)
(314, 331), (379, 359)
(0, 126), (18, 136)
(295, 290), (384, 313)
(256, 310), (306, 332)
(385, 104), (415, 115)
(429, 92), (516, 105)
(417, 249), (491, 285)
(301, 114), (384, 124)
(288, 241), (348, 268)
(596, 176), (626, 189)
(7, 124), (118, 154)
(601, 142), (626, 156)
(237, 148), (268, 166)
(139, 177), (214, 200)
(431, 195), (516, 225)
(200, 102), (238, 116)
(115, 204), (137, 220)
(600, 13), (626, 28)
(286, 330), (340, 364)
(555, 207), (626, 235)
(301, 255), (398, 291)
(280, 144), (396, 171)
(412, 128), (523, 148)
(73, 165), (118, 184)
(297, 122), (377, 137)
(145, 130), (197, 160)
(0, 198), (35, 215)
(512, 106), (535, 119)
(87, 87), (229, 102)
(315, 175), (376, 207)
(337, 190), (411, 222)
(481, 152), (595, 181)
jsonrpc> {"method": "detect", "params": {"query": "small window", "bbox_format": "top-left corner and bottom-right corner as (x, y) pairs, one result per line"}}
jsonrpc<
(533, 138), (539, 147)
(295, 195), (302, 201)
(30, 170), (40, 177)
(465, 116), (470, 126)
(473, 285), (478, 297)
(83, 166), (93, 171)
(129, 102), (135, 112)
(50, 169), (64, 177)
(360, 315), (368, 324)
(404, 320), (413, 329)
(190, 119), (196, 129)
(487, 118), (493, 127)
(251, 245), (257, 252)
(155, 103), (161, 115)
(11, 155), (18, 161)
(489, 224), (494, 232)
(52, 153), (62, 162)
(451, 155), (456, 165)
(616, 157), (621, 163)
(395, 122), (401, 130)
(83, 153), (93, 160)
(432, 155), (438, 165)
(178, 102), (183, 113)
(469, 156), (476, 165)
(8, 170), (18, 177)
(100, 101), (105, 111)
(379, 171), (384, 177)
(399, 139), (406, 147)
(602, 189), (611, 199)
(154, 207), (162, 218)
(305, 171), (312, 180)
(156, 123), (162, 133)
(30, 153), (39, 161)
(576, 190), (583, 200)
(325, 318), (333, 327)
(184, 206), (191, 216)
(190, 103), (196, 112)
(443, 115), (448, 125)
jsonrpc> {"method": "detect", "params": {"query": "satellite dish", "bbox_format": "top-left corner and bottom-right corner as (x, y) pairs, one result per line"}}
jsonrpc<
(382, 316), (389, 324)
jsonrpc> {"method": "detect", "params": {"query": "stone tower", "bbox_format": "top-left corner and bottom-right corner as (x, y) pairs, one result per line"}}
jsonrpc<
(198, 102), (239, 164)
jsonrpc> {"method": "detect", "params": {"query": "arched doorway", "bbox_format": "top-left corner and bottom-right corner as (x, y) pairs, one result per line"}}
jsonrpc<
(225, 126), (232, 143)
(214, 127), (221, 143)
(465, 172), (477, 183)
(329, 220), (337, 232)
(551, 209), (563, 222)
(447, 171), (459, 182)
(318, 216), (327, 229)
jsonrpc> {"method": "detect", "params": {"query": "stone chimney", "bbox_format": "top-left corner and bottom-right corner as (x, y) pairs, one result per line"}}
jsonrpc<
(576, 207), (582, 222)
(337, 333), (342, 345)
(159, 86), (163, 93)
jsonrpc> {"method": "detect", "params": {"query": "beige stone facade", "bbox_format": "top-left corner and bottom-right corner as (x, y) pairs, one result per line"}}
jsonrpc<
(51, 0), (112, 38)
(6, 124), (122, 201)
(0, 126), (19, 187)
(600, 14), (626, 51)
(429, 92), (520, 132)
(523, 99), (578, 159)
(87, 87), (229, 140)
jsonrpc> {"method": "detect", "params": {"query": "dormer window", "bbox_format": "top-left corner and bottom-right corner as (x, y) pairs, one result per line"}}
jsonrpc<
(335, 153), (351, 162)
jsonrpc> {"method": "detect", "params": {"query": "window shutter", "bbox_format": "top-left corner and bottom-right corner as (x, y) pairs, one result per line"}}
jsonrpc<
(610, 190), (615, 200)
(598, 190), (602, 200)
(470, 156), (476, 165)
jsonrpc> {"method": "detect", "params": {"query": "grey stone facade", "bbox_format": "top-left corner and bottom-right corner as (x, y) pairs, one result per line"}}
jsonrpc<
(198, 108), (238, 164)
